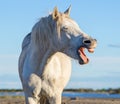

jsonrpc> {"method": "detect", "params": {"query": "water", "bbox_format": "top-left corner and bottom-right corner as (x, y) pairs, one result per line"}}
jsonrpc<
(0, 92), (120, 99)
(0, 92), (24, 96)
(63, 92), (120, 99)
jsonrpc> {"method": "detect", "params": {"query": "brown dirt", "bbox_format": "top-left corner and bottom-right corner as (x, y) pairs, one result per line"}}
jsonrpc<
(0, 96), (120, 104)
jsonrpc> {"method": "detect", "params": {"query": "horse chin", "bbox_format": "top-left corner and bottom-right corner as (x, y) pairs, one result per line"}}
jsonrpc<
(77, 47), (91, 65)
(79, 58), (89, 65)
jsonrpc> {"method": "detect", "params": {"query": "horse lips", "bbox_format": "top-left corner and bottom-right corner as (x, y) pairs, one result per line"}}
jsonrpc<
(78, 47), (94, 64)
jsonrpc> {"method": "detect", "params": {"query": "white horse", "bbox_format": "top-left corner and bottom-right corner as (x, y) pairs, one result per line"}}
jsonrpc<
(19, 6), (97, 104)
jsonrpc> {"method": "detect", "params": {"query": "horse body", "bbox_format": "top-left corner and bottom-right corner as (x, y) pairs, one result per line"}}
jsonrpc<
(19, 7), (97, 104)
(19, 33), (71, 104)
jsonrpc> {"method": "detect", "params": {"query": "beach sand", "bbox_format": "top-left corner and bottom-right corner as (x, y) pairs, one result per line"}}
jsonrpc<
(0, 96), (120, 104)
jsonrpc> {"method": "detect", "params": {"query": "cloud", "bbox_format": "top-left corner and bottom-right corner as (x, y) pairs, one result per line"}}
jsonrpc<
(0, 55), (120, 89)
(69, 56), (120, 89)
(0, 81), (22, 89)
(0, 54), (19, 59)
(0, 54), (19, 74)
(108, 44), (120, 48)
(66, 81), (120, 89)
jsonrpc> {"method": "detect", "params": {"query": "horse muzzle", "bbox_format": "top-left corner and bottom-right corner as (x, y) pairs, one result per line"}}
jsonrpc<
(83, 38), (97, 49)
(78, 38), (97, 65)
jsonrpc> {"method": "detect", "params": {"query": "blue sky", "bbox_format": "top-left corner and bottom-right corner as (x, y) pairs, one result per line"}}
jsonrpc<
(0, 0), (120, 89)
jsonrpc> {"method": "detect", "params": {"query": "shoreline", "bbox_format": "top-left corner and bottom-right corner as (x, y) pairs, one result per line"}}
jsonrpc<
(1, 91), (120, 99)
(0, 96), (120, 104)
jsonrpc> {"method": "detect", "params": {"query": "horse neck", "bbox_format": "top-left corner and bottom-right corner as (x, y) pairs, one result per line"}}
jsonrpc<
(29, 43), (54, 76)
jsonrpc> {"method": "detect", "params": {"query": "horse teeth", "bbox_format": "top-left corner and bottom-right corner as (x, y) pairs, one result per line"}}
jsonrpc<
(88, 49), (94, 53)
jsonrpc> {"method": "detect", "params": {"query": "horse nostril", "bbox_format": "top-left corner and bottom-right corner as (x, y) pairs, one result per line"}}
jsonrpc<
(83, 40), (91, 44)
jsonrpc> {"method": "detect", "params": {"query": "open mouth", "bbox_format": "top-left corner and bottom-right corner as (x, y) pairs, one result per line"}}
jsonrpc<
(78, 47), (94, 65)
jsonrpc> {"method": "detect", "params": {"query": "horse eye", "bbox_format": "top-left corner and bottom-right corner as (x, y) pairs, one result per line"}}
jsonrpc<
(62, 27), (68, 30)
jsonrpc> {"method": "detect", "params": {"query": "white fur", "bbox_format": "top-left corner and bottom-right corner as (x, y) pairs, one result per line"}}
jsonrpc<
(19, 7), (97, 104)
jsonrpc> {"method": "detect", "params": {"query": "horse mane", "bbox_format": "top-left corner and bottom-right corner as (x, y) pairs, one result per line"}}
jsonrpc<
(21, 15), (58, 51)
(30, 15), (60, 49)
(22, 11), (70, 51)
(22, 33), (31, 50)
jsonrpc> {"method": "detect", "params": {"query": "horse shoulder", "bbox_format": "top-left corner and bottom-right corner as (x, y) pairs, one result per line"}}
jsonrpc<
(42, 52), (71, 91)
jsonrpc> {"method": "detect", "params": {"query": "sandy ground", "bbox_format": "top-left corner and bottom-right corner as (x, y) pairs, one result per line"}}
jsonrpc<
(0, 96), (120, 104)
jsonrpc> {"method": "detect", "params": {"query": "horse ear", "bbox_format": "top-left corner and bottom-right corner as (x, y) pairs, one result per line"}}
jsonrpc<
(64, 5), (71, 16)
(52, 7), (59, 20)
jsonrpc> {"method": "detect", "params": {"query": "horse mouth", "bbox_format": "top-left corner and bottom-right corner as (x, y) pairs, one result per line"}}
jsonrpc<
(78, 47), (94, 65)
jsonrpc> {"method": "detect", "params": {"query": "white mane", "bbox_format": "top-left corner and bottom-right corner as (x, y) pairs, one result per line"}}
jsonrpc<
(31, 17), (53, 45)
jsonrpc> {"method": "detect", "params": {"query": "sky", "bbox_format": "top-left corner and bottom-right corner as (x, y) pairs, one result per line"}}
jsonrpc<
(0, 0), (120, 89)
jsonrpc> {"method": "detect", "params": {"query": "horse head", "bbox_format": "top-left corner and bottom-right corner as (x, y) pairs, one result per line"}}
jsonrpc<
(31, 6), (97, 65)
(51, 6), (97, 65)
